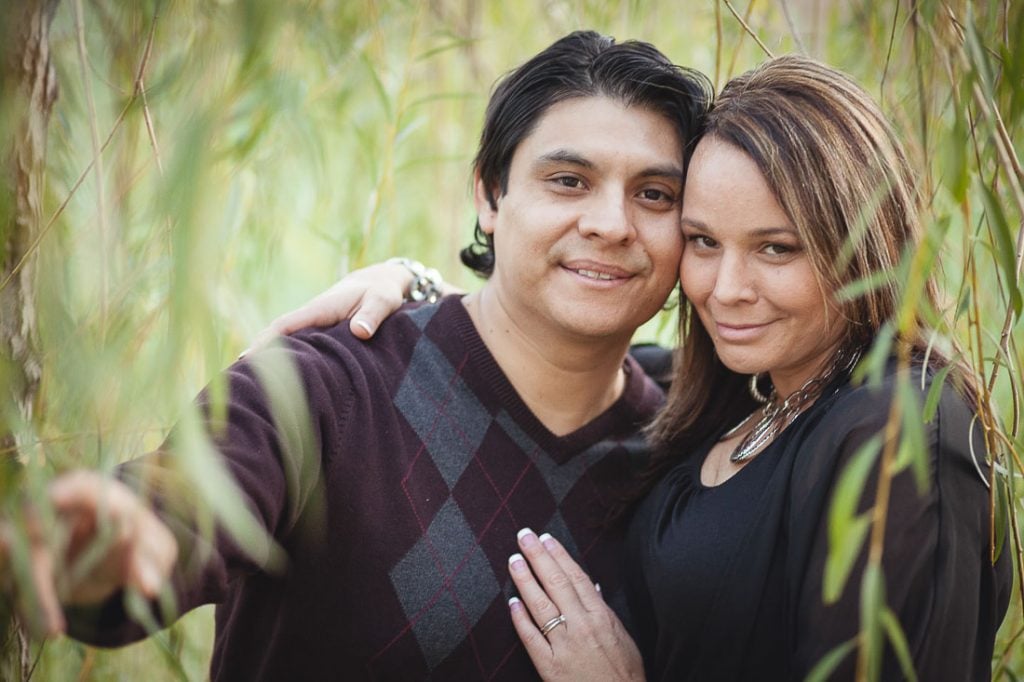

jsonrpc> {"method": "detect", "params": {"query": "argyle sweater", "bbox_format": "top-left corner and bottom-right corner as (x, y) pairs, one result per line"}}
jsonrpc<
(68, 295), (663, 681)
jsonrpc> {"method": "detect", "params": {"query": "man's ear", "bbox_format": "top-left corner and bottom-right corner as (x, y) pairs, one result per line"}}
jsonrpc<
(473, 174), (499, 235)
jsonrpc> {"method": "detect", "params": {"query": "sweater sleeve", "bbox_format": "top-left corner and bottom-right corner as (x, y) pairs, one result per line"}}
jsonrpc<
(791, 373), (1009, 681)
(65, 328), (356, 646)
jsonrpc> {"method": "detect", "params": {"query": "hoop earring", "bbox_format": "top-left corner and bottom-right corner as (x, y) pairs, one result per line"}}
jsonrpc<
(749, 373), (771, 404)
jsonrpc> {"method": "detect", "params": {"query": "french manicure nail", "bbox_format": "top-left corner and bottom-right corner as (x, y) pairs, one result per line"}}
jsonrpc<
(508, 596), (524, 612)
(538, 532), (555, 549)
(354, 319), (373, 335)
(508, 553), (527, 572)
(516, 527), (537, 547)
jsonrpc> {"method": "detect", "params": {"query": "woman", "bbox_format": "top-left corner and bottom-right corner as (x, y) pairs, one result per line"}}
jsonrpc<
(256, 56), (1011, 680)
(503, 55), (1011, 681)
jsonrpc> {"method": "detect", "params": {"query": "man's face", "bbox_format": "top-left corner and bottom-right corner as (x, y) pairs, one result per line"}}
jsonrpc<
(476, 96), (684, 346)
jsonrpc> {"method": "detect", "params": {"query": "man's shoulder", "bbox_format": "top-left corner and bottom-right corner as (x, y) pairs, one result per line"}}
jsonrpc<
(287, 297), (457, 359)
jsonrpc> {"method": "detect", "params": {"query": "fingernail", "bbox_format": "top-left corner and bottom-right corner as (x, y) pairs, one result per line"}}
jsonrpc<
(354, 319), (373, 335)
(538, 532), (555, 550)
(46, 612), (67, 637)
(508, 596), (524, 612)
(595, 582), (602, 593)
(140, 564), (161, 596)
(237, 348), (250, 360)
(516, 528), (537, 547)
(508, 553), (527, 573)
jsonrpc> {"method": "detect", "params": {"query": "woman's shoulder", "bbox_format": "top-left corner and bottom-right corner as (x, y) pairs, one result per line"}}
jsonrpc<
(821, 360), (974, 427)
(807, 359), (984, 484)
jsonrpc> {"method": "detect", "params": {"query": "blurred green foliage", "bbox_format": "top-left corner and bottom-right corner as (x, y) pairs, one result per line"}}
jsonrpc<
(0, 0), (1021, 679)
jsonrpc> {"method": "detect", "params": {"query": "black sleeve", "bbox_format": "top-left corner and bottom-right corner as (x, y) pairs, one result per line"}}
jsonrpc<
(792, 378), (1010, 681)
(628, 344), (673, 393)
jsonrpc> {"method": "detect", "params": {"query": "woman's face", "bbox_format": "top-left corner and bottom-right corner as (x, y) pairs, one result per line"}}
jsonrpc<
(679, 137), (846, 397)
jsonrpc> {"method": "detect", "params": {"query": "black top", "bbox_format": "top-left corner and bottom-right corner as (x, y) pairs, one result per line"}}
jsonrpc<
(625, 362), (1012, 681)
(627, 428), (786, 679)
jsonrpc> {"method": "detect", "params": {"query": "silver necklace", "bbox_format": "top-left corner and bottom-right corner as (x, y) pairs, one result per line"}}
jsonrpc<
(723, 348), (861, 463)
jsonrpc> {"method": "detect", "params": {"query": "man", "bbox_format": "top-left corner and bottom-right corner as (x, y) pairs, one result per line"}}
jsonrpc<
(30, 31), (711, 680)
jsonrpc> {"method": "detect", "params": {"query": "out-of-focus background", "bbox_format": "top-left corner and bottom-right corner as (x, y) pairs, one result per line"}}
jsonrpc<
(1, 1), (1020, 679)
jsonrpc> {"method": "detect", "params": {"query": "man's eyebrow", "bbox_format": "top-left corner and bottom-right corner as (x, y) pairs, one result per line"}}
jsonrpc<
(534, 149), (594, 169)
(639, 164), (684, 181)
(534, 150), (683, 180)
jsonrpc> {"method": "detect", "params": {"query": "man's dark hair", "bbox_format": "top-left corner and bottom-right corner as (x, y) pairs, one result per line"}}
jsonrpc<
(461, 30), (713, 277)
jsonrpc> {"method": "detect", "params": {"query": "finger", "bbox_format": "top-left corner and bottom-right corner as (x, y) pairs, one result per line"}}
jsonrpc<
(10, 512), (67, 637)
(516, 528), (584, 615)
(245, 286), (358, 355)
(348, 289), (405, 340)
(537, 532), (604, 612)
(508, 596), (555, 665)
(127, 507), (178, 599)
(509, 530), (577, 636)
(248, 303), (327, 351)
(27, 530), (66, 636)
(49, 469), (111, 512)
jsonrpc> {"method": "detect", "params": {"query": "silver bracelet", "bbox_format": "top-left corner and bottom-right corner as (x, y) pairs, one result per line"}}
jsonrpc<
(387, 257), (444, 303)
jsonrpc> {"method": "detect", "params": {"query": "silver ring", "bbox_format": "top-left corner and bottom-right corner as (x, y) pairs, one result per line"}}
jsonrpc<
(539, 614), (566, 636)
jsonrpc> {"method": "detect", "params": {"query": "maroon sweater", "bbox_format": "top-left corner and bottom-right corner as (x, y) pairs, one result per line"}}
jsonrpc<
(69, 296), (663, 681)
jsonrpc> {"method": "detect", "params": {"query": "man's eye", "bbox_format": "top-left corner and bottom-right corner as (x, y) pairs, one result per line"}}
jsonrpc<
(554, 176), (583, 189)
(640, 188), (674, 202)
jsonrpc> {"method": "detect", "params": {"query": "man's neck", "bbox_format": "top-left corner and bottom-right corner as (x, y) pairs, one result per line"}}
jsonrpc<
(463, 289), (631, 437)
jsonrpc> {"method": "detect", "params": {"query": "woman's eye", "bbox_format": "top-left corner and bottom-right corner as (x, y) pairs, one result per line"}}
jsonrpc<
(763, 243), (795, 256)
(687, 234), (717, 248)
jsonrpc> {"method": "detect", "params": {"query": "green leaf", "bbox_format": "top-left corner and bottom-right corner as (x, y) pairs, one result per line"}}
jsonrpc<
(922, 364), (952, 423)
(940, 111), (970, 203)
(803, 638), (857, 682)
(977, 180), (1023, 317)
(825, 435), (883, 603)
(860, 563), (886, 682)
(994, 455), (1011, 562)
(880, 607), (918, 682)
(124, 588), (191, 682)
(836, 268), (895, 303)
(963, 8), (997, 97)
(854, 323), (895, 387)
(897, 378), (930, 493)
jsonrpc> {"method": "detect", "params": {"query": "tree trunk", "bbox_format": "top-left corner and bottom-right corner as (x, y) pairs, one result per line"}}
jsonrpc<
(1, 1), (61, 679)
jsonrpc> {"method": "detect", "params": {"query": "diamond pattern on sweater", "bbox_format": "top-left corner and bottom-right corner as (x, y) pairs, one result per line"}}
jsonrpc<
(394, 336), (492, 488)
(390, 497), (500, 668)
(386, 312), (650, 676)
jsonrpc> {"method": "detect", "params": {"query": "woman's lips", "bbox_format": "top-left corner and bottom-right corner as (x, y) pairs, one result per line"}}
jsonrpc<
(713, 321), (772, 342)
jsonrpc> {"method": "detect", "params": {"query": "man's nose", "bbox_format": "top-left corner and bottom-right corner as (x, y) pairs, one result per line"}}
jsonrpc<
(578, 192), (635, 244)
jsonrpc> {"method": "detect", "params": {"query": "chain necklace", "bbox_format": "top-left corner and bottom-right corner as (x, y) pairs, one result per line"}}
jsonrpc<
(723, 347), (862, 463)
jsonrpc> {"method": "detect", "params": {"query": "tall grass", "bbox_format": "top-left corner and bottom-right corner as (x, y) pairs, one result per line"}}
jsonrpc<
(0, 0), (1019, 679)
